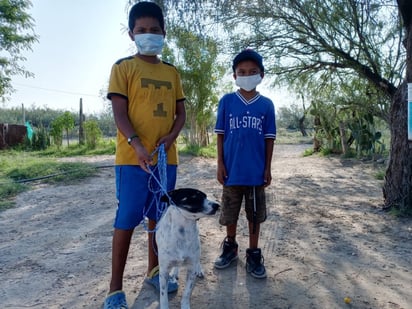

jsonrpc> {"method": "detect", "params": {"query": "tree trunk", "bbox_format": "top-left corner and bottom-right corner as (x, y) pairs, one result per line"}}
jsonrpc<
(313, 115), (321, 152)
(66, 129), (70, 147)
(383, 5), (412, 212)
(383, 82), (412, 211)
(339, 121), (349, 155)
(298, 115), (307, 136)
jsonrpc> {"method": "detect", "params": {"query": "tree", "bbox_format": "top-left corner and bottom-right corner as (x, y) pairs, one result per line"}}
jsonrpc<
(60, 111), (75, 147)
(208, 0), (410, 211)
(147, 0), (398, 145)
(277, 103), (311, 132)
(382, 0), (412, 213)
(84, 120), (102, 149)
(0, 0), (38, 98)
(50, 111), (74, 148)
(163, 27), (225, 147)
(50, 117), (63, 149)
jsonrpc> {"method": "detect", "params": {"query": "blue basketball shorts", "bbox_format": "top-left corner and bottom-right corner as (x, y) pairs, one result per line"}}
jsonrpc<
(114, 164), (177, 230)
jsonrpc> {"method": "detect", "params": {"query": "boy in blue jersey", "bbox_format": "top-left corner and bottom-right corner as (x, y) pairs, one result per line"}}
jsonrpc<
(214, 49), (276, 278)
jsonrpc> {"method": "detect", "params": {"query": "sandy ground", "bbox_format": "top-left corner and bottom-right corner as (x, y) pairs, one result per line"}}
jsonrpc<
(1, 144), (411, 309)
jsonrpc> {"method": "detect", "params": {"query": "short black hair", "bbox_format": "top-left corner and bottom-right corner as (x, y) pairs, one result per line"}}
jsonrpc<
(128, 1), (165, 32)
(232, 49), (264, 73)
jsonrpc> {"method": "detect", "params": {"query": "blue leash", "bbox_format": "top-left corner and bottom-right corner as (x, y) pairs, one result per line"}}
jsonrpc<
(143, 144), (171, 232)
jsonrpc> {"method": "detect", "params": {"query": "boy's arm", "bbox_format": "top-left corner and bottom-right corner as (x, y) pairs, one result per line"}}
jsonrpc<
(111, 94), (152, 172)
(216, 134), (227, 185)
(157, 100), (186, 150)
(264, 138), (275, 187)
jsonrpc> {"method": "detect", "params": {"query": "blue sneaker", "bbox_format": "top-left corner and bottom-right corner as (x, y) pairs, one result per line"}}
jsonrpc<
(214, 238), (238, 269)
(103, 290), (128, 309)
(145, 265), (178, 293)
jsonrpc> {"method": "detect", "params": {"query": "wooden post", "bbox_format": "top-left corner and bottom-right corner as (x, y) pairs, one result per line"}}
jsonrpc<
(22, 103), (25, 125)
(79, 98), (85, 145)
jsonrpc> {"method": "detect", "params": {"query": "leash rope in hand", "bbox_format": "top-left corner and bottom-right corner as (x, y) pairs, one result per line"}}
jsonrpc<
(143, 144), (171, 233)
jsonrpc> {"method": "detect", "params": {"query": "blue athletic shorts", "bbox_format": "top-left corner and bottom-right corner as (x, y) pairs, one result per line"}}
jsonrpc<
(114, 164), (177, 230)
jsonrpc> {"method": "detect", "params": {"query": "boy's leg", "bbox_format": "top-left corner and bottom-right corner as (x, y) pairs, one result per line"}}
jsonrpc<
(147, 219), (158, 275)
(248, 221), (260, 249)
(215, 186), (243, 269)
(226, 223), (237, 241)
(108, 166), (150, 293)
(245, 186), (267, 278)
(109, 228), (134, 293)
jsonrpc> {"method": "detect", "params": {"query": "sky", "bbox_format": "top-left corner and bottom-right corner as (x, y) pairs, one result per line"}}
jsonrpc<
(7, 0), (134, 115)
(5, 0), (291, 116)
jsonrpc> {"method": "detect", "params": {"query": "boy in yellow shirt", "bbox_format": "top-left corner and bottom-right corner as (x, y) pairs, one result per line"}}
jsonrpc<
(104, 2), (186, 308)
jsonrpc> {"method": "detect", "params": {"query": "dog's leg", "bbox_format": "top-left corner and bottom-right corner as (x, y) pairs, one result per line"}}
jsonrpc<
(195, 262), (204, 279)
(158, 263), (170, 309)
(169, 266), (179, 282)
(181, 266), (197, 309)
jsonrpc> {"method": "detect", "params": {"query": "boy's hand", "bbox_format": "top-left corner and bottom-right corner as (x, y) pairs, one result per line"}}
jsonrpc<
(133, 143), (152, 173)
(217, 163), (228, 185)
(157, 135), (175, 151)
(263, 169), (272, 187)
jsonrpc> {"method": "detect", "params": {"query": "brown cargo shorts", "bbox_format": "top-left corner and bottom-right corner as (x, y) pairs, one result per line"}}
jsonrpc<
(219, 185), (267, 226)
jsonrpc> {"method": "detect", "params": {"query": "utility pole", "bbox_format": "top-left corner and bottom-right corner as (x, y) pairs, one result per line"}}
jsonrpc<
(22, 103), (25, 124)
(79, 98), (85, 145)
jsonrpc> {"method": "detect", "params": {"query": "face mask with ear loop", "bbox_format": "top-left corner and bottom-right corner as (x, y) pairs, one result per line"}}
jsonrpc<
(235, 74), (262, 91)
(134, 33), (164, 55)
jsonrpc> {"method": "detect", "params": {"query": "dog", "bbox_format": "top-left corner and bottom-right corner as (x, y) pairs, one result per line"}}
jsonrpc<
(156, 188), (220, 309)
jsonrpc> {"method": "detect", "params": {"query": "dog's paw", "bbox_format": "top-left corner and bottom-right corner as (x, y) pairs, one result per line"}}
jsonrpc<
(196, 272), (204, 279)
(195, 265), (204, 279)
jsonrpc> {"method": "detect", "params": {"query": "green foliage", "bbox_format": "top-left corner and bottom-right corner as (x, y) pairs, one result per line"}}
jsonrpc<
(84, 120), (102, 149)
(0, 0), (38, 97)
(0, 178), (25, 209)
(24, 124), (50, 150)
(49, 111), (75, 148)
(303, 148), (314, 157)
(50, 117), (63, 148)
(374, 168), (386, 181)
(162, 26), (226, 147)
(32, 125), (50, 150)
(276, 103), (312, 130)
(38, 138), (115, 157)
(307, 96), (390, 158)
(0, 106), (66, 127)
(179, 143), (217, 158)
(0, 141), (118, 210)
(387, 206), (412, 218)
(90, 111), (116, 137)
(275, 128), (313, 144)
(153, 0), (397, 162)
(60, 111), (75, 146)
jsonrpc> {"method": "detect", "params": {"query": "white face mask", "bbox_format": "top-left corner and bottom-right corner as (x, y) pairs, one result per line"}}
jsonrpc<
(134, 33), (164, 56)
(235, 74), (262, 91)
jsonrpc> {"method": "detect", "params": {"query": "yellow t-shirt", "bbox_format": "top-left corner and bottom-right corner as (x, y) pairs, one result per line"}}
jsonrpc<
(107, 56), (185, 165)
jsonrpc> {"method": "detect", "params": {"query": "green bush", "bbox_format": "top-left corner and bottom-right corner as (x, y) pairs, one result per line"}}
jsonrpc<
(84, 120), (102, 149)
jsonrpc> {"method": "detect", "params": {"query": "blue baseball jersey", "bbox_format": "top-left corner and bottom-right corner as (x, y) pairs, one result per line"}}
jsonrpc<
(214, 91), (276, 186)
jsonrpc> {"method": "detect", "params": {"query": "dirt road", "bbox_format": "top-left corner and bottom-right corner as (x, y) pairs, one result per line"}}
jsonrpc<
(1, 144), (411, 309)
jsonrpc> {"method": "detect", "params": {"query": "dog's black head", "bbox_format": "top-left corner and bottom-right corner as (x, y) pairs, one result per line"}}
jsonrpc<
(161, 188), (219, 215)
